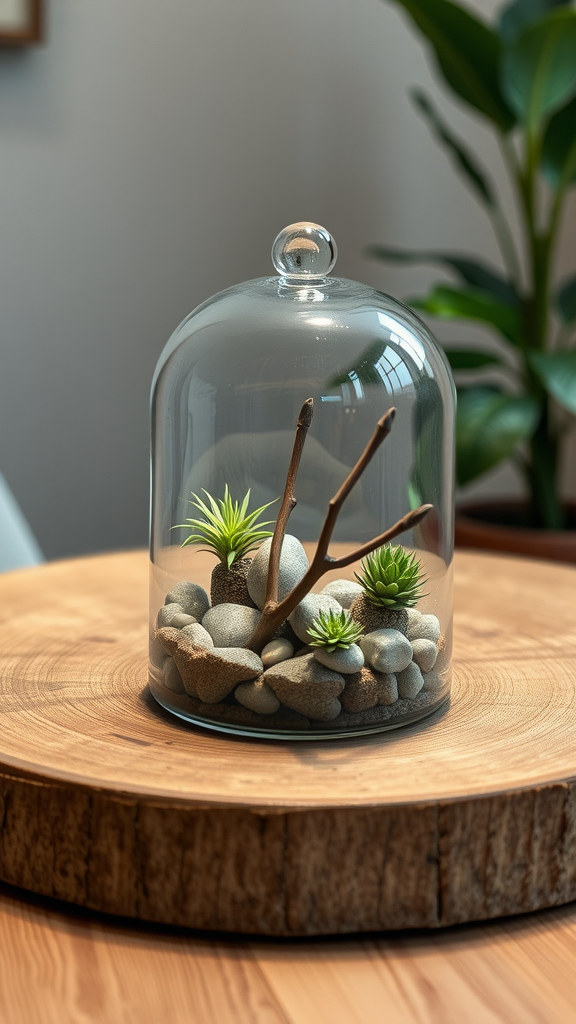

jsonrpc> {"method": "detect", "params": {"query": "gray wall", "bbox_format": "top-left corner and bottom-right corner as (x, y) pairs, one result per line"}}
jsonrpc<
(0, 0), (574, 560)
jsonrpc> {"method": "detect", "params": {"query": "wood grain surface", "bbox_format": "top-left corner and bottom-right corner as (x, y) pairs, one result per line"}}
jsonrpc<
(0, 549), (575, 935)
(1, 880), (576, 1024)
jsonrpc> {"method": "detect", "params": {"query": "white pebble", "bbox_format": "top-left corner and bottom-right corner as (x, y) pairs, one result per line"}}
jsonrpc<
(261, 638), (294, 668)
(420, 614), (441, 643)
(313, 644), (364, 674)
(202, 603), (260, 647)
(235, 678), (280, 715)
(359, 629), (412, 674)
(397, 661), (424, 699)
(163, 657), (185, 694)
(247, 535), (309, 610)
(406, 608), (423, 641)
(407, 609), (440, 643)
(320, 579), (363, 610)
(288, 593), (342, 644)
(170, 612), (197, 629)
(165, 581), (210, 621)
(422, 670), (446, 694)
(156, 603), (185, 628)
(411, 638), (437, 674)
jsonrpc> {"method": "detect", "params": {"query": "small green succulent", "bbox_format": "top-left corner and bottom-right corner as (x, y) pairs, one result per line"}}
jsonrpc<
(307, 608), (364, 653)
(355, 544), (426, 609)
(174, 486), (277, 569)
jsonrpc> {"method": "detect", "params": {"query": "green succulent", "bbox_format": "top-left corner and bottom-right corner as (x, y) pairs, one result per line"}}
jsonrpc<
(307, 608), (364, 653)
(174, 486), (277, 569)
(355, 544), (426, 609)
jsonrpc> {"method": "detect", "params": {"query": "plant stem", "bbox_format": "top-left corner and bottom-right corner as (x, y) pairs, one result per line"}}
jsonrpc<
(496, 135), (525, 291)
(525, 413), (564, 529)
(491, 204), (523, 291)
(507, 125), (568, 529)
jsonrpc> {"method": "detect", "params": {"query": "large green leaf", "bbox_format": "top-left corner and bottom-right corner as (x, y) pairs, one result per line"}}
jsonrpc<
(529, 350), (576, 412)
(501, 10), (576, 132)
(456, 387), (539, 484)
(367, 245), (518, 305)
(408, 285), (522, 344)
(386, 0), (515, 129)
(499, 0), (572, 44)
(541, 97), (576, 186)
(410, 90), (495, 205)
(556, 274), (576, 323)
(444, 349), (503, 370)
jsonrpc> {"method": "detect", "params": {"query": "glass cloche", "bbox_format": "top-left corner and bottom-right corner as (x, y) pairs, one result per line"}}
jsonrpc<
(150, 222), (455, 739)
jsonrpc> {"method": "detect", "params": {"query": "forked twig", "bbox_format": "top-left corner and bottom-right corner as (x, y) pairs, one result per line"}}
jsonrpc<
(247, 406), (432, 653)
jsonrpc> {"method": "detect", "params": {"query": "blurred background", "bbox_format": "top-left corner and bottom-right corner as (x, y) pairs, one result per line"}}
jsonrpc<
(0, 0), (574, 561)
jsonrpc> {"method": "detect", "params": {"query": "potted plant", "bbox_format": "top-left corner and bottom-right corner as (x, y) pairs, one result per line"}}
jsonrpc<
(369, 0), (576, 561)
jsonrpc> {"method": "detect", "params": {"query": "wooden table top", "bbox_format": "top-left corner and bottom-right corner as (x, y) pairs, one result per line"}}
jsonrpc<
(1, 549), (576, 1022)
(2, 880), (576, 1023)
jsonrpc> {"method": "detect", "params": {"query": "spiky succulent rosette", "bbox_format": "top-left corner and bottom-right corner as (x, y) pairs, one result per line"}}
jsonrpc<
(174, 486), (277, 569)
(307, 608), (364, 653)
(355, 544), (426, 609)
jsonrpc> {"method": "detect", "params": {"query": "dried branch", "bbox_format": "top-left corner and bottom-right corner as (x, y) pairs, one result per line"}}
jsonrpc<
(263, 398), (314, 609)
(247, 405), (433, 653)
(327, 504), (432, 569)
(313, 407), (396, 563)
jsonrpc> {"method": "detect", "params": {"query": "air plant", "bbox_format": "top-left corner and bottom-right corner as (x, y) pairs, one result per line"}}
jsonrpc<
(174, 486), (277, 569)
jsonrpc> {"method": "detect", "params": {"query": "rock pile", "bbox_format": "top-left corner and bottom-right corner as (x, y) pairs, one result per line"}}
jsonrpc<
(151, 539), (449, 732)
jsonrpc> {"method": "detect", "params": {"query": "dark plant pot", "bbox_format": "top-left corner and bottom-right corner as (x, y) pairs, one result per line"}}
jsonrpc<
(455, 500), (576, 564)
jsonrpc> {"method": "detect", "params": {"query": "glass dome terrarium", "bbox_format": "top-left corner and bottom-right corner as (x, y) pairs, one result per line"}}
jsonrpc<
(149, 222), (455, 739)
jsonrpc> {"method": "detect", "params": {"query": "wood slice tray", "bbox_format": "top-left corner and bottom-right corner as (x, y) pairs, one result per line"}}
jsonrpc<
(0, 549), (575, 936)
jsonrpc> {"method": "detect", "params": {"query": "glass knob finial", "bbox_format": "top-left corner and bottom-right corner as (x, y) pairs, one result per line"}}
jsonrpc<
(272, 222), (337, 279)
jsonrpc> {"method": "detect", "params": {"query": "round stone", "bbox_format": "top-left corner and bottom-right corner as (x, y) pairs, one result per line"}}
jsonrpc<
(396, 661), (424, 699)
(420, 614), (441, 644)
(359, 628), (413, 674)
(235, 678), (281, 715)
(411, 638), (438, 673)
(320, 579), (363, 610)
(165, 581), (210, 621)
(202, 603), (261, 648)
(170, 612), (197, 629)
(261, 638), (294, 668)
(406, 609), (441, 643)
(156, 603), (185, 629)
(313, 644), (364, 674)
(422, 670), (446, 693)
(163, 657), (185, 694)
(247, 534), (309, 611)
(288, 592), (342, 644)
